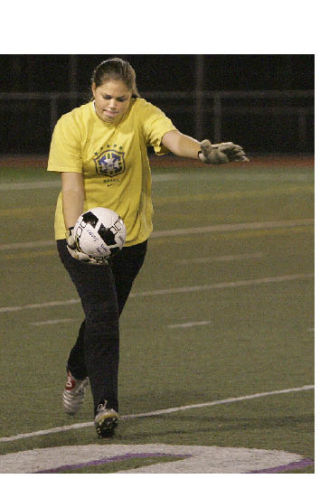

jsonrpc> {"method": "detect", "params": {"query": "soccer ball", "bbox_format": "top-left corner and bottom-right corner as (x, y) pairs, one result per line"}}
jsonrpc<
(73, 207), (126, 259)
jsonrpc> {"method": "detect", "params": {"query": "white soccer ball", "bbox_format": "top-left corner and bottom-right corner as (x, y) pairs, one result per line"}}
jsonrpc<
(73, 207), (126, 259)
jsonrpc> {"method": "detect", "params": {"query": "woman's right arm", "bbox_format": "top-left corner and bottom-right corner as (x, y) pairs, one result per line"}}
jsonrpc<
(61, 172), (85, 230)
(62, 172), (102, 264)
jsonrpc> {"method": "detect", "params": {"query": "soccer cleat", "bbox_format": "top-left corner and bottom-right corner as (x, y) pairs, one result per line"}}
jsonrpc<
(62, 371), (89, 415)
(94, 401), (119, 438)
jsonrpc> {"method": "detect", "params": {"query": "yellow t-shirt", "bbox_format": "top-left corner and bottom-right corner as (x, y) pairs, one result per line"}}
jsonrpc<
(48, 98), (176, 245)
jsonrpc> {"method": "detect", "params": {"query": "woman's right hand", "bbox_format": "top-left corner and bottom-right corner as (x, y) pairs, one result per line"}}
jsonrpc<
(66, 227), (108, 265)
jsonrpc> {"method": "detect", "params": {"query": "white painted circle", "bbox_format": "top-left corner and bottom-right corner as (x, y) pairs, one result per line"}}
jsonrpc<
(0, 443), (305, 473)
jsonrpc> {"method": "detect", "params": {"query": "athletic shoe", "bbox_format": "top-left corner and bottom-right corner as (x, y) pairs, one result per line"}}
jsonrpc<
(63, 371), (89, 415)
(94, 401), (119, 438)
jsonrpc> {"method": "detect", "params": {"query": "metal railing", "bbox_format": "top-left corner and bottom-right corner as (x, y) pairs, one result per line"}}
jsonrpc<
(0, 90), (314, 151)
(142, 90), (313, 146)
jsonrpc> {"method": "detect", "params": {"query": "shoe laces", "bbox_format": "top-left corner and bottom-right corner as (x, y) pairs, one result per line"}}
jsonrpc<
(96, 400), (110, 413)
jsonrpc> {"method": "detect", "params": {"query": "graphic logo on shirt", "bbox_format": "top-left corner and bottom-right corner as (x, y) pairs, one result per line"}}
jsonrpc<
(93, 147), (125, 177)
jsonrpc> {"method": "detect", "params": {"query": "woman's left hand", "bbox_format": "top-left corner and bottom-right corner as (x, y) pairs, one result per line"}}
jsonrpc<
(199, 140), (250, 164)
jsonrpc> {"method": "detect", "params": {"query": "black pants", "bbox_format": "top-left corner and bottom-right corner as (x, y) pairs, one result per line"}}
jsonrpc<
(57, 239), (147, 414)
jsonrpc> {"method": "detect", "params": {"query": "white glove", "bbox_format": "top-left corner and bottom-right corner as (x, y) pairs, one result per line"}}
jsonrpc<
(199, 140), (249, 164)
(66, 228), (108, 265)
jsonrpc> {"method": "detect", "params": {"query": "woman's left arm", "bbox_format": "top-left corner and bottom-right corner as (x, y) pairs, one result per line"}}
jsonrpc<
(162, 129), (249, 164)
(161, 130), (200, 159)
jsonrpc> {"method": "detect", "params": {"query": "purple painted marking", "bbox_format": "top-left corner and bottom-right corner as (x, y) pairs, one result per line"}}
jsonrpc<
(35, 452), (191, 473)
(249, 458), (314, 473)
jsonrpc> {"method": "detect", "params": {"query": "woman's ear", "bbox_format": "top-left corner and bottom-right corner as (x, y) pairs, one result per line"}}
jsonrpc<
(91, 83), (96, 98)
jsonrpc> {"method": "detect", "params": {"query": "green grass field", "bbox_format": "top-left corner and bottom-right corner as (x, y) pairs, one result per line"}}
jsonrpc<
(0, 160), (314, 473)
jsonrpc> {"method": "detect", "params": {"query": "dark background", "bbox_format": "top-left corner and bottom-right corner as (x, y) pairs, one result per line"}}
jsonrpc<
(1, 54), (314, 92)
(0, 54), (314, 154)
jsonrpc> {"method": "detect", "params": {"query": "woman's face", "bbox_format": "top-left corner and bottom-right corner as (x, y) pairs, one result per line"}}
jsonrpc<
(92, 79), (132, 123)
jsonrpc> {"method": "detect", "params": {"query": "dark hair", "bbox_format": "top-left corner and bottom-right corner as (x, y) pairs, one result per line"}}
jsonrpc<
(91, 57), (140, 98)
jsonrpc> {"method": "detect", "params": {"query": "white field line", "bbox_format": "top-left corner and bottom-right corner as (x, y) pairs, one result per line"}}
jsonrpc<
(0, 273), (313, 315)
(0, 218), (314, 252)
(0, 171), (312, 192)
(129, 274), (313, 298)
(176, 252), (263, 264)
(31, 318), (78, 326)
(0, 174), (180, 192)
(151, 218), (313, 238)
(0, 180), (61, 191)
(0, 298), (81, 314)
(33, 319), (212, 328)
(168, 321), (211, 328)
(0, 385), (313, 443)
(0, 240), (55, 251)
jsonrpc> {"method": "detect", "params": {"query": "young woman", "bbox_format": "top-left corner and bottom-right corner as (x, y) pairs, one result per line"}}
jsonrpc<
(47, 57), (248, 438)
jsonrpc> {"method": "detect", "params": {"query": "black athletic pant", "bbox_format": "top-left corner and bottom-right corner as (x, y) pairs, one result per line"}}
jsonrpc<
(57, 239), (147, 414)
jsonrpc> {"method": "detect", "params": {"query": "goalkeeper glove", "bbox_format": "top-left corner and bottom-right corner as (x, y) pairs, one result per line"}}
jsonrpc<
(66, 227), (108, 265)
(199, 140), (249, 164)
